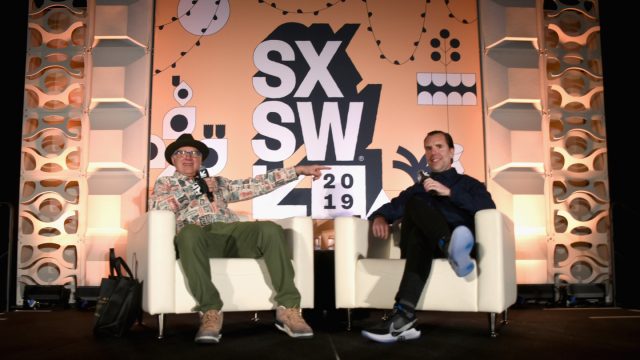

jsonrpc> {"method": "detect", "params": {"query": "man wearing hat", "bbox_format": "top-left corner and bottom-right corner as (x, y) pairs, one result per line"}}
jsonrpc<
(150, 133), (330, 344)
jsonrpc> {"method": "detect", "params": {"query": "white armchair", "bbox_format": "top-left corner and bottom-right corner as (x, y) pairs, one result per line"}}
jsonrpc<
(334, 209), (516, 337)
(126, 210), (315, 338)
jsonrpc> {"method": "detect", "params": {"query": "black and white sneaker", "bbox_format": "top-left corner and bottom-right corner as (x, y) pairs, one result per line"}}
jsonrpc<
(361, 306), (421, 343)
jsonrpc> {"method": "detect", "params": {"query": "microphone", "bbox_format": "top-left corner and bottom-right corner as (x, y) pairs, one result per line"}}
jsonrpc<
(196, 166), (214, 201)
(418, 170), (437, 195)
(417, 170), (429, 184)
(198, 166), (210, 179)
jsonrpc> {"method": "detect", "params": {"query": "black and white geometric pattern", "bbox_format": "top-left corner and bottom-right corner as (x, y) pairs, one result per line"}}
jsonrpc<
(417, 72), (477, 105)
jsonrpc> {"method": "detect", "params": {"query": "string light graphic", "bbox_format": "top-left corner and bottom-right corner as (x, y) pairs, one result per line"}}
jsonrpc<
(363, 0), (429, 65)
(154, 0), (228, 75)
(257, 0), (348, 15)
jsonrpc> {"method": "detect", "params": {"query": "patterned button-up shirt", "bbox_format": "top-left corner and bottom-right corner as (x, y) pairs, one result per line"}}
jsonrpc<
(149, 167), (298, 232)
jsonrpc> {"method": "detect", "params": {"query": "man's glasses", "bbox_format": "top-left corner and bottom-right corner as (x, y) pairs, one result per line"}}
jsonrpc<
(173, 150), (202, 158)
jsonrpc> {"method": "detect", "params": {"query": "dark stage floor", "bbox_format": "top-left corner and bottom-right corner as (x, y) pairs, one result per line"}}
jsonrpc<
(1, 305), (639, 359)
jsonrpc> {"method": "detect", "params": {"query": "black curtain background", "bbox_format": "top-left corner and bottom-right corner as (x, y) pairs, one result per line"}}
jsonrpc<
(1, 1), (28, 311)
(599, 2), (637, 308)
(0, 1), (636, 310)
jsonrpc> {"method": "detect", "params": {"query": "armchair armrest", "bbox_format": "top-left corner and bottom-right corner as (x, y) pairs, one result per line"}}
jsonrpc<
(126, 210), (177, 315)
(475, 209), (517, 313)
(334, 216), (372, 308)
(271, 216), (315, 308)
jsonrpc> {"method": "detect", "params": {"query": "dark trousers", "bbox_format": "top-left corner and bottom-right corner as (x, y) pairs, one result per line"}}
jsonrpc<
(394, 196), (451, 308)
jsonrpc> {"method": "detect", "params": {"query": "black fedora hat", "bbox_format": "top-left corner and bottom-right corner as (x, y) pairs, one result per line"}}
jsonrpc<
(164, 133), (209, 165)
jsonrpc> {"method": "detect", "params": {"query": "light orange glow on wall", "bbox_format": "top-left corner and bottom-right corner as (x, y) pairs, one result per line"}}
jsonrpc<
(150, 0), (485, 219)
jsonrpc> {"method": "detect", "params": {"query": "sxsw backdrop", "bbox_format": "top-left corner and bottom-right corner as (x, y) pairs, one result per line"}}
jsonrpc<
(150, 0), (484, 220)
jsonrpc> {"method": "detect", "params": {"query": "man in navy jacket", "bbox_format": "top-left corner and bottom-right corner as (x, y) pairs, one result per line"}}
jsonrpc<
(362, 130), (495, 343)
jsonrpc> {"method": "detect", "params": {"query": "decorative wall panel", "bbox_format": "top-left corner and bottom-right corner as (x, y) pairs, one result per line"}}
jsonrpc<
(17, 0), (153, 304)
(544, 0), (610, 298)
(481, 0), (609, 299)
(84, 0), (152, 286)
(480, 0), (549, 285)
(18, 0), (87, 304)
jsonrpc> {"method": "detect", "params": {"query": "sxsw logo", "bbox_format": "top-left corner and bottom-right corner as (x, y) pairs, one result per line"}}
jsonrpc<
(250, 23), (383, 219)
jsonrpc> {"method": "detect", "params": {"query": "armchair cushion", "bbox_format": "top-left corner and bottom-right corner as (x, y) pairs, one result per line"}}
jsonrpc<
(356, 259), (478, 310)
(334, 208), (515, 314)
(126, 210), (314, 316)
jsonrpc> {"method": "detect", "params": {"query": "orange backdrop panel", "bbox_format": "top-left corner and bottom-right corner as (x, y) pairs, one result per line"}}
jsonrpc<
(150, 0), (483, 219)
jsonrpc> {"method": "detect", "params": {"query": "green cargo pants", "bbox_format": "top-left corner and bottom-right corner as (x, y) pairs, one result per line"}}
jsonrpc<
(175, 221), (300, 312)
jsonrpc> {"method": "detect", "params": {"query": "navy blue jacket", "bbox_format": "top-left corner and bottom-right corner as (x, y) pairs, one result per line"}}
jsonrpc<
(369, 168), (496, 232)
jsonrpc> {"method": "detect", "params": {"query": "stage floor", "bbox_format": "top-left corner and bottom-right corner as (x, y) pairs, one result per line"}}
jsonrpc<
(1, 305), (639, 359)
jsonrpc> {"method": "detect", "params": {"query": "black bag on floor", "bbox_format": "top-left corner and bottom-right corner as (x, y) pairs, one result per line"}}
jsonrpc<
(93, 248), (142, 337)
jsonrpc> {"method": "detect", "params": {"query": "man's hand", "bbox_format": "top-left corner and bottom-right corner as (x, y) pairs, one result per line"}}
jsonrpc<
(204, 177), (217, 193)
(423, 178), (451, 197)
(371, 216), (390, 240)
(295, 165), (332, 180)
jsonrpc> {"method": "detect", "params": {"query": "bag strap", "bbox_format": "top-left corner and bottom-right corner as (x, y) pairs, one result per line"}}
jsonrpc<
(109, 248), (119, 277)
(131, 252), (138, 279)
(117, 256), (135, 279)
(108, 248), (135, 279)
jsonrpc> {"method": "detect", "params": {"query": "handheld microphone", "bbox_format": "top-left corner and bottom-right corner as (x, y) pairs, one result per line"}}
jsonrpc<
(198, 166), (210, 179)
(418, 170), (437, 195)
(196, 166), (214, 201)
(418, 170), (429, 184)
